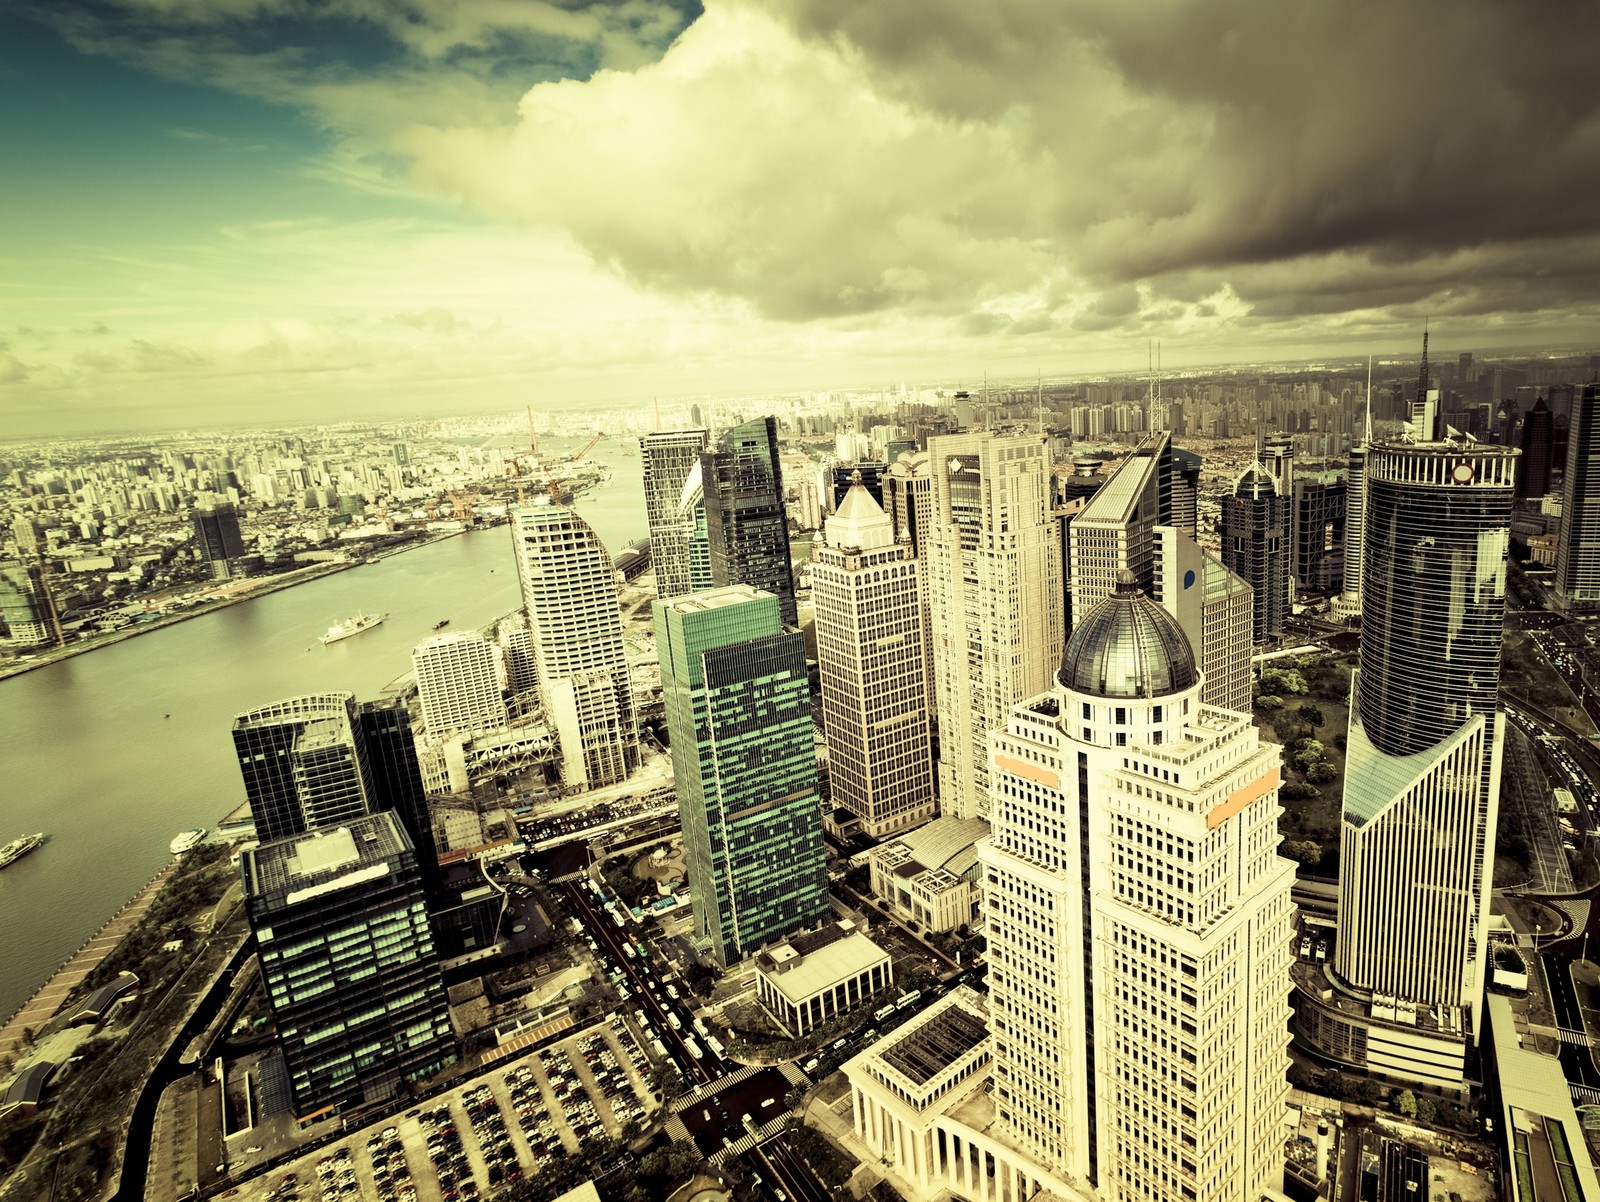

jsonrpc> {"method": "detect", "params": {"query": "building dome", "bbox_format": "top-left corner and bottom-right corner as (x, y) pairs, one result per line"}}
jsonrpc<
(1059, 572), (1199, 698)
(1234, 461), (1278, 497)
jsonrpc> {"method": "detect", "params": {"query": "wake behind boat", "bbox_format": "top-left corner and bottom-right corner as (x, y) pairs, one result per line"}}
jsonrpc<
(320, 613), (384, 645)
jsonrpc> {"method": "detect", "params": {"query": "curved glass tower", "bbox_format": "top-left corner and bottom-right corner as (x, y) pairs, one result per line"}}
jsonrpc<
(1329, 439), (1517, 1085)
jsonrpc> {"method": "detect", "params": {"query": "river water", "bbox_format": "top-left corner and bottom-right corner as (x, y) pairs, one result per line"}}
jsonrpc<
(0, 438), (646, 1021)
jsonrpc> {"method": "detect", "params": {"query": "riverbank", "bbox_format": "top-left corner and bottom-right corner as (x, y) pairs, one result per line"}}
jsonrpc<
(0, 528), (474, 684)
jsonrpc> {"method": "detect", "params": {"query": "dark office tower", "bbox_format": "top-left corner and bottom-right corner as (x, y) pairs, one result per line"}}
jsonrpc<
(243, 812), (456, 1122)
(192, 500), (245, 579)
(1221, 463), (1290, 644)
(1557, 384), (1600, 612)
(883, 452), (933, 555)
(701, 418), (797, 626)
(357, 698), (439, 896)
(1316, 440), (1517, 1088)
(1291, 473), (1347, 593)
(828, 462), (886, 511)
(1517, 398), (1554, 500)
(1169, 446), (1202, 539)
(641, 429), (709, 600)
(655, 586), (828, 966)
(233, 694), (371, 845)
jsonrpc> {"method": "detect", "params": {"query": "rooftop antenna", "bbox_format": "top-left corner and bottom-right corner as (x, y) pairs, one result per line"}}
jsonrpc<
(1416, 323), (1430, 407)
(1147, 339), (1154, 433)
(1037, 371), (1044, 436)
(653, 395), (662, 432)
(1156, 340), (1163, 432)
(1364, 354), (1373, 444)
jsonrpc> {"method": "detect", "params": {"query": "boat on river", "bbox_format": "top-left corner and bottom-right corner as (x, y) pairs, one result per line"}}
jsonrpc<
(0, 833), (46, 870)
(319, 613), (384, 644)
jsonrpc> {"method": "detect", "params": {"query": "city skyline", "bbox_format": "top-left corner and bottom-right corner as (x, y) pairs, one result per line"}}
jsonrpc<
(5, 2), (1600, 436)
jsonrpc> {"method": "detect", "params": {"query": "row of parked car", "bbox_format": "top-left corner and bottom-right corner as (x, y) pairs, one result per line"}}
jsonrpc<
(506, 1062), (565, 1162)
(461, 1083), (524, 1192)
(578, 1028), (644, 1129)
(364, 1127), (417, 1202)
(420, 1104), (479, 1202)
(540, 1045), (608, 1148)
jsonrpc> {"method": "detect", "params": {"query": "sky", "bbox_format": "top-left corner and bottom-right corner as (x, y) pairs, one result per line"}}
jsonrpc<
(3, 0), (1599, 437)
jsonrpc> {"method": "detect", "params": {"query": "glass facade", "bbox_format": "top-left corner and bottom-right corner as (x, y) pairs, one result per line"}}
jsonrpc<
(1557, 384), (1600, 607)
(1359, 444), (1516, 757)
(243, 812), (456, 1121)
(641, 429), (709, 600)
(655, 587), (828, 966)
(702, 418), (797, 626)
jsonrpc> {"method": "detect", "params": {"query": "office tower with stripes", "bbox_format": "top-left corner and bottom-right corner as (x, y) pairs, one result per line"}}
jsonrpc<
(655, 586), (828, 966)
(926, 432), (1062, 820)
(641, 428), (709, 599)
(1303, 438), (1518, 1089)
(810, 475), (935, 838)
(511, 501), (637, 789)
(411, 631), (508, 738)
(1556, 383), (1600, 611)
(981, 578), (1295, 1201)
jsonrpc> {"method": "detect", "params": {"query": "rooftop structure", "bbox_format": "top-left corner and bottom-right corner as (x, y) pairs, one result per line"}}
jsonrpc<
(754, 920), (892, 1037)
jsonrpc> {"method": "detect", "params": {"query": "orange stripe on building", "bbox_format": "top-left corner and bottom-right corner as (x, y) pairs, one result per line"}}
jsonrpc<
(1207, 766), (1280, 829)
(994, 753), (1061, 791)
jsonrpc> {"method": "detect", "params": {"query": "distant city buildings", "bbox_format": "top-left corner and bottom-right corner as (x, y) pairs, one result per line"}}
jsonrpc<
(241, 812), (456, 1122)
(810, 475), (934, 838)
(926, 431), (1061, 820)
(655, 586), (828, 967)
(511, 501), (637, 789)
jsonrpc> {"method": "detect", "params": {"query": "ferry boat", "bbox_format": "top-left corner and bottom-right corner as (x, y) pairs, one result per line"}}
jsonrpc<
(169, 828), (207, 856)
(0, 833), (46, 870)
(433, 619), (450, 630)
(319, 613), (384, 645)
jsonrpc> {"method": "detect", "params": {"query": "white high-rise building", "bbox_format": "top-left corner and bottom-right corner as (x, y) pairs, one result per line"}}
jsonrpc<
(511, 501), (637, 789)
(981, 577), (1296, 1201)
(926, 432), (1062, 820)
(1152, 526), (1254, 715)
(411, 632), (508, 739)
(810, 474), (934, 838)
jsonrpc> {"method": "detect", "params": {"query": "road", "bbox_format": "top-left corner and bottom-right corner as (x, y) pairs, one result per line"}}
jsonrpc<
(1541, 956), (1600, 1089)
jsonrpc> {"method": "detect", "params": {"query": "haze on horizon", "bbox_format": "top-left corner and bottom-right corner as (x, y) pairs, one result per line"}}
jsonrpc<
(3, 0), (1598, 438)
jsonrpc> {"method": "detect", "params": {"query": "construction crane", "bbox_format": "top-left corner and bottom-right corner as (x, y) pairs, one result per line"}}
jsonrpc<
(525, 404), (541, 455)
(572, 433), (603, 461)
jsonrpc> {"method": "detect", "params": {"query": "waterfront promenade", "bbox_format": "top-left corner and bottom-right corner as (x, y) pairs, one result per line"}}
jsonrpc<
(0, 861), (177, 1062)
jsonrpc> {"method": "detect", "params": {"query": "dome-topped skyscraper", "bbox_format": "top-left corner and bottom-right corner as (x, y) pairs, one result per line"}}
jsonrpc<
(1058, 571), (1198, 698)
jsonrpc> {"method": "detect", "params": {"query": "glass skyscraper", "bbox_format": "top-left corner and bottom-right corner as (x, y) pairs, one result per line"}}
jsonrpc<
(1556, 383), (1600, 610)
(242, 811), (456, 1122)
(702, 418), (797, 626)
(641, 429), (709, 600)
(655, 585), (827, 966)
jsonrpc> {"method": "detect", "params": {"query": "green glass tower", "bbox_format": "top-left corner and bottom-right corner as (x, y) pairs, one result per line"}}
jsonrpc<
(655, 585), (828, 967)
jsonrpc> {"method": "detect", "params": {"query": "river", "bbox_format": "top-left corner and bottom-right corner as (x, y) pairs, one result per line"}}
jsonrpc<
(0, 437), (646, 1022)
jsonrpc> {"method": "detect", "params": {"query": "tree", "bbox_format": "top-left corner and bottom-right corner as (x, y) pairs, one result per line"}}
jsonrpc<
(1293, 739), (1325, 772)
(1256, 694), (1284, 710)
(1281, 782), (1322, 801)
(1415, 1093), (1437, 1124)
(1397, 1089), (1418, 1118)
(1260, 668), (1309, 696)
(1307, 761), (1339, 785)
(1297, 704), (1325, 728)
(1281, 840), (1323, 867)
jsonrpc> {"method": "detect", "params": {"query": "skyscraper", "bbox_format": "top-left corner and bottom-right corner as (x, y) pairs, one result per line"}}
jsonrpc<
(641, 429), (709, 599)
(1556, 384), (1600, 612)
(511, 501), (637, 789)
(242, 812), (456, 1121)
(810, 476), (934, 838)
(1152, 525), (1254, 713)
(1517, 398), (1554, 499)
(1311, 439), (1517, 1088)
(192, 500), (245, 579)
(1289, 472), (1346, 594)
(233, 693), (375, 845)
(355, 697), (441, 899)
(701, 417), (797, 626)
(1221, 463), (1290, 644)
(1067, 432), (1176, 625)
(0, 561), (49, 647)
(883, 450), (937, 705)
(655, 586), (828, 966)
(411, 632), (508, 738)
(926, 432), (1062, 820)
(1331, 443), (1368, 622)
(981, 579), (1295, 1200)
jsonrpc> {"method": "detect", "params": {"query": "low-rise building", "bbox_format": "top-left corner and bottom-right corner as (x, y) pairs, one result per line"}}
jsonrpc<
(867, 817), (986, 934)
(754, 920), (892, 1038)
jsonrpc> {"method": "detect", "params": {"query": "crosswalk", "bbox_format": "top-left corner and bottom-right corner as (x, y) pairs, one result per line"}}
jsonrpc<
(1557, 1027), (1597, 1047)
(710, 1114), (791, 1165)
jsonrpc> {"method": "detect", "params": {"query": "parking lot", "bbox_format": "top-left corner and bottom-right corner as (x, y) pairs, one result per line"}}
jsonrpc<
(230, 1016), (656, 1202)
